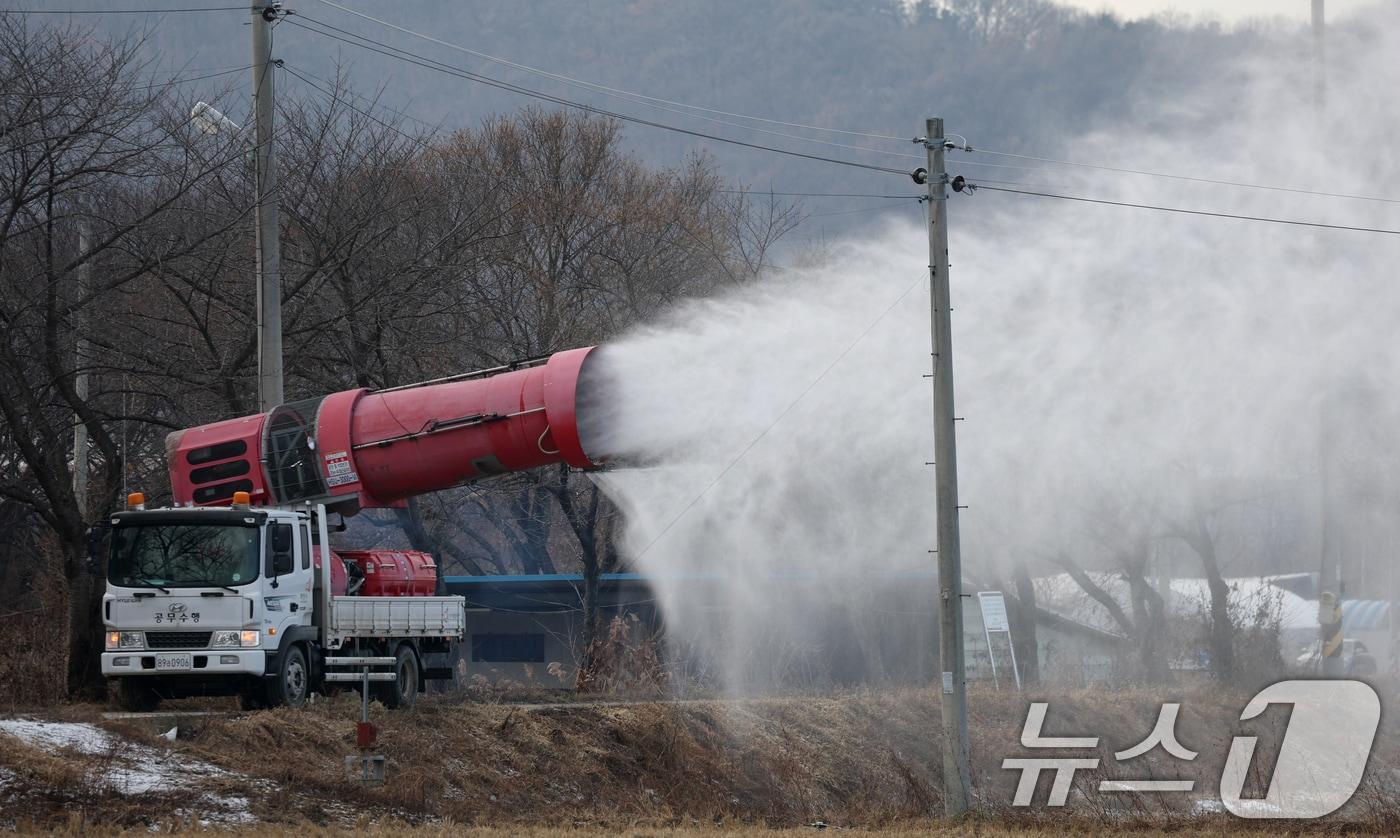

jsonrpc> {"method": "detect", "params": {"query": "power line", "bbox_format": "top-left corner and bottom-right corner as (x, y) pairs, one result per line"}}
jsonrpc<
(310, 0), (910, 144)
(283, 62), (824, 253)
(1, 5), (247, 12)
(298, 10), (921, 165)
(963, 176), (1083, 191)
(727, 190), (917, 199)
(954, 158), (1057, 174)
(284, 63), (921, 203)
(281, 61), (529, 176)
(965, 182), (1400, 236)
(0, 64), (252, 98)
(972, 147), (1400, 206)
(284, 61), (924, 233)
(307, 3), (1387, 210)
(808, 201), (921, 218)
(288, 61), (924, 203)
(284, 17), (911, 177)
(286, 16), (912, 176)
(286, 60), (920, 260)
(279, 62), (455, 135)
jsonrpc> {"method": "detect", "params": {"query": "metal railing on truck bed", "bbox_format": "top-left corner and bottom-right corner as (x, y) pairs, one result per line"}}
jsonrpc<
(327, 595), (465, 638)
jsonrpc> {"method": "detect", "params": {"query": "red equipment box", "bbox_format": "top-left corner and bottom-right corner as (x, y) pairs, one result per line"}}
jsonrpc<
(338, 550), (438, 597)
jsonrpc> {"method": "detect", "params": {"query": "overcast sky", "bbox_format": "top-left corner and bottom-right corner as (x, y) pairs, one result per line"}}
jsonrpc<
(1050, 0), (1384, 24)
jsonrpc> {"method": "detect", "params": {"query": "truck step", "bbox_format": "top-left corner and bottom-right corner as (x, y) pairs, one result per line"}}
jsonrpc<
(323, 656), (397, 667)
(324, 672), (397, 682)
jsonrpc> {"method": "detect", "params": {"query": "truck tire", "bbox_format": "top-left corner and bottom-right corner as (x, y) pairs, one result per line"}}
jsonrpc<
(379, 645), (419, 709)
(113, 678), (160, 712)
(266, 644), (309, 708)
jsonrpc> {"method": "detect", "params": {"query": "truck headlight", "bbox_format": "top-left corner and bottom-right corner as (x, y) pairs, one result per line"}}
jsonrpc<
(240, 630), (260, 647)
(211, 630), (241, 648)
(106, 631), (143, 650)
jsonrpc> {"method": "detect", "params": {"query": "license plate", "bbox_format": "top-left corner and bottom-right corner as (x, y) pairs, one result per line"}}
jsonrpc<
(155, 654), (193, 671)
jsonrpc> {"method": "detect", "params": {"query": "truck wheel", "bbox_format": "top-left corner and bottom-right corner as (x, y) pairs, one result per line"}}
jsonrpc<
(113, 678), (160, 712)
(379, 646), (419, 709)
(267, 645), (309, 708)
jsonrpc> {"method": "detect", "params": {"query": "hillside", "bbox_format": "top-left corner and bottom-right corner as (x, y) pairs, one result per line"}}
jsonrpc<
(49, 0), (1289, 231)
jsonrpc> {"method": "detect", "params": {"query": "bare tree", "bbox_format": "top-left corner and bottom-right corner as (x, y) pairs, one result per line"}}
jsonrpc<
(539, 465), (618, 689)
(1003, 560), (1040, 687)
(1051, 486), (1171, 684)
(0, 16), (251, 694)
(1160, 466), (1243, 684)
(937, 0), (1065, 46)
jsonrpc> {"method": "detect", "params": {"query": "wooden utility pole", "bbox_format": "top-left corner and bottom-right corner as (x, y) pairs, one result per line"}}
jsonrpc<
(922, 116), (971, 815)
(252, 2), (284, 410)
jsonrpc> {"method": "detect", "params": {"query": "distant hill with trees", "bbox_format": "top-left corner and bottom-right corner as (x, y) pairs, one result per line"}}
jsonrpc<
(66, 0), (1297, 228)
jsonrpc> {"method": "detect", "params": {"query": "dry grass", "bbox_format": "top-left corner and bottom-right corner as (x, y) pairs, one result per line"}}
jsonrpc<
(157, 684), (1400, 826)
(9, 819), (1400, 836)
(173, 688), (951, 827)
(4, 684), (1399, 833)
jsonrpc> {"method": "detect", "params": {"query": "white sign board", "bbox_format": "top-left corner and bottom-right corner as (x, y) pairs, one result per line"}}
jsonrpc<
(976, 591), (1020, 689)
(978, 591), (1011, 632)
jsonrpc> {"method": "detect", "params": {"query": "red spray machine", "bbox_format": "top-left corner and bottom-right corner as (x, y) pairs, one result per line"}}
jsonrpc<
(101, 347), (603, 711)
(338, 550), (438, 597)
(165, 347), (598, 513)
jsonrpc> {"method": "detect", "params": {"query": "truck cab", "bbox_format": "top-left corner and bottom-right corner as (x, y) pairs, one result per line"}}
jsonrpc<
(101, 502), (323, 710)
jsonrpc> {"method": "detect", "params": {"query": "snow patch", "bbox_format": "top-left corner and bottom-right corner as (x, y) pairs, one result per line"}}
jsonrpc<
(0, 719), (257, 823)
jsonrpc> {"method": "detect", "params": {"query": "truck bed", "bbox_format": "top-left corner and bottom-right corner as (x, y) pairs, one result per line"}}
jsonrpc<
(327, 595), (466, 639)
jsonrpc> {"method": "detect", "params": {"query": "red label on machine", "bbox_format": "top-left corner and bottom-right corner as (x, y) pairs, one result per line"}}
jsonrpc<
(323, 450), (359, 488)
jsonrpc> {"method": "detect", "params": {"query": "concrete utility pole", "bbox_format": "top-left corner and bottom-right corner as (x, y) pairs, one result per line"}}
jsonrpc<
(922, 116), (972, 815)
(1311, 0), (1345, 677)
(1318, 405), (1344, 676)
(72, 212), (91, 519)
(252, 2), (284, 410)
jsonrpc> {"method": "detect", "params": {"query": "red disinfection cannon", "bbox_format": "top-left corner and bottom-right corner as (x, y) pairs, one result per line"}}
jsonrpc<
(165, 347), (598, 513)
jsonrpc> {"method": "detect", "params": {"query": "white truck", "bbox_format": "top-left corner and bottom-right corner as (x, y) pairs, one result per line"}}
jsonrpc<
(99, 497), (464, 711)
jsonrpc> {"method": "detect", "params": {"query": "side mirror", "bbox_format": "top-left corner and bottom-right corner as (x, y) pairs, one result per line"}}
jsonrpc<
(85, 522), (111, 576)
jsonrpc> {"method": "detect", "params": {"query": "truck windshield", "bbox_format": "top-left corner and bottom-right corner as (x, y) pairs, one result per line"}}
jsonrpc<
(109, 525), (260, 589)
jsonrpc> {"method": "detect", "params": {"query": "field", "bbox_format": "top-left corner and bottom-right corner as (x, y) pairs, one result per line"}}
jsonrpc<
(4, 825), (1384, 837)
(2, 685), (1398, 835)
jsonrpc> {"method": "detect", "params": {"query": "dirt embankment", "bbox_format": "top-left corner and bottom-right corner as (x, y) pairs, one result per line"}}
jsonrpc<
(2, 685), (1399, 833)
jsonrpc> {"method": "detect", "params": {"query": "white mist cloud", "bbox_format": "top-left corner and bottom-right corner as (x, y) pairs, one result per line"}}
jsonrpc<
(578, 10), (1400, 692)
